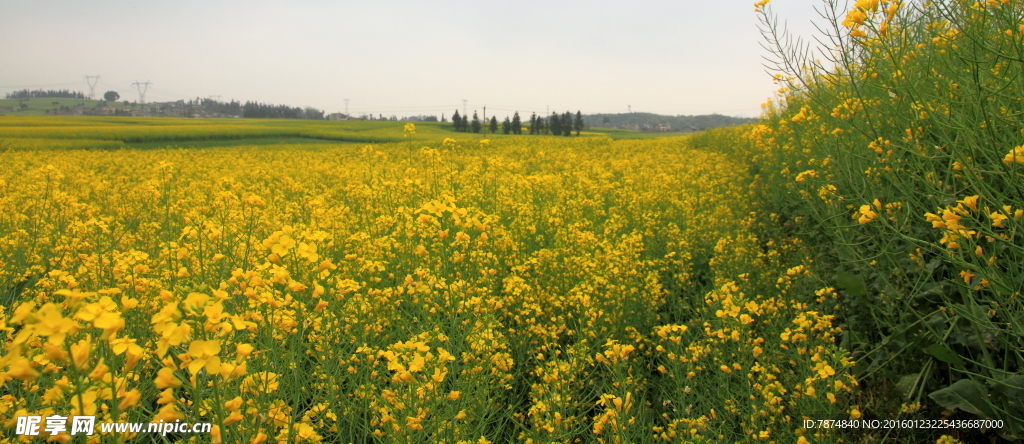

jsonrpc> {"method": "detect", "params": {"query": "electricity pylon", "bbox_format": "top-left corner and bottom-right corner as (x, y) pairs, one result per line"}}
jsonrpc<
(85, 76), (100, 100)
(132, 81), (152, 104)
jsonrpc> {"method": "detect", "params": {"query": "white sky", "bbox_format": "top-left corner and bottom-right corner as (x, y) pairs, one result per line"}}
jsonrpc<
(0, 0), (828, 118)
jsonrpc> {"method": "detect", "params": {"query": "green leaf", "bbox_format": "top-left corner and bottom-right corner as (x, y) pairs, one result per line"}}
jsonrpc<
(927, 343), (966, 368)
(914, 281), (951, 306)
(929, 379), (995, 418)
(924, 312), (947, 334)
(896, 373), (920, 400)
(865, 346), (889, 374)
(993, 375), (1024, 400)
(953, 303), (996, 329)
(836, 271), (867, 297)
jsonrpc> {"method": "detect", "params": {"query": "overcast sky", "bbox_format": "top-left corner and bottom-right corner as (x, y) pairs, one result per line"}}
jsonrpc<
(0, 0), (827, 118)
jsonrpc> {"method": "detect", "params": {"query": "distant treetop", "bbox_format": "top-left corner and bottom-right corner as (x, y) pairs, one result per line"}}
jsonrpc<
(5, 89), (86, 100)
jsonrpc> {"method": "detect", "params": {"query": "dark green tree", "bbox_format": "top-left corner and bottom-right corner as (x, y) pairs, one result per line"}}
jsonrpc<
(562, 111), (572, 136)
(103, 91), (119, 102)
(502, 117), (511, 134)
(574, 110), (584, 136)
(550, 112), (561, 136)
(471, 111), (481, 133)
(529, 113), (537, 134)
(452, 110), (462, 132)
(512, 112), (522, 135)
(535, 116), (545, 134)
(490, 116), (498, 133)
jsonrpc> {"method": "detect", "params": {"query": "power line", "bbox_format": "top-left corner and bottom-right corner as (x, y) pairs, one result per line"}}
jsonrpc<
(10, 82), (80, 90)
(347, 105), (465, 114)
(146, 87), (193, 101)
(485, 103), (548, 111)
(0, 82), (80, 89)
(340, 103), (553, 118)
(344, 103), (551, 115)
(348, 103), (462, 110)
(346, 104), (462, 111)
(349, 109), (456, 114)
(488, 106), (544, 113)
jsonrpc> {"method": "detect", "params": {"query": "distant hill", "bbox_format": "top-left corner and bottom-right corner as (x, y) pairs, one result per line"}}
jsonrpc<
(584, 112), (757, 132)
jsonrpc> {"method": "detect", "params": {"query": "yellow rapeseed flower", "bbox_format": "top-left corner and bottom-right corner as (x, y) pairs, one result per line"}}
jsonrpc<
(1003, 146), (1024, 164)
(154, 367), (182, 389)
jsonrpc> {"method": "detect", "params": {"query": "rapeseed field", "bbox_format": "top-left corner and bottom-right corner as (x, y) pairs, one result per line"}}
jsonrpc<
(6, 0), (1022, 442)
(0, 117), (853, 443)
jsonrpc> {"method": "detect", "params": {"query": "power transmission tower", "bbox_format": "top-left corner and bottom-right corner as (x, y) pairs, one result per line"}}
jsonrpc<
(132, 81), (152, 104)
(463, 99), (467, 116)
(207, 95), (221, 102)
(85, 76), (100, 100)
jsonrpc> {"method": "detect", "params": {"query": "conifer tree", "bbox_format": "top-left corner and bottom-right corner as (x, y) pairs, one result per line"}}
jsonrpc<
(490, 116), (498, 134)
(550, 112), (561, 136)
(562, 111), (572, 136)
(472, 111), (481, 133)
(502, 117), (511, 134)
(574, 111), (584, 136)
(512, 112), (522, 135)
(529, 113), (537, 135)
(452, 110), (462, 132)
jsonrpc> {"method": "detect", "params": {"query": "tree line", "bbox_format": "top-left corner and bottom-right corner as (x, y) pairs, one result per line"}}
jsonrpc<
(241, 101), (324, 120)
(587, 112), (756, 131)
(5, 89), (86, 99)
(199, 98), (243, 116)
(449, 110), (585, 136)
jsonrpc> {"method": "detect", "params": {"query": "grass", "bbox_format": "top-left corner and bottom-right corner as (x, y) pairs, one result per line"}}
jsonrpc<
(125, 137), (357, 150)
(0, 97), (135, 115)
(582, 127), (696, 140)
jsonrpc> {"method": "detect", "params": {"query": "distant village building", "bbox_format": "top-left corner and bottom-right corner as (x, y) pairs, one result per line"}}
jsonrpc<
(400, 115), (438, 122)
(327, 113), (349, 121)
